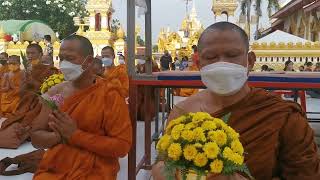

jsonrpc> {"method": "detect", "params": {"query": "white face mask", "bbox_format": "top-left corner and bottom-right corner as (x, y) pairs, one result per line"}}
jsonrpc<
(200, 62), (248, 96)
(59, 57), (88, 81)
(119, 59), (125, 64)
(102, 57), (113, 67)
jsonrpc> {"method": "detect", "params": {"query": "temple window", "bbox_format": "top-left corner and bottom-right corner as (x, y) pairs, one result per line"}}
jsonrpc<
(95, 13), (101, 31)
(221, 11), (229, 22)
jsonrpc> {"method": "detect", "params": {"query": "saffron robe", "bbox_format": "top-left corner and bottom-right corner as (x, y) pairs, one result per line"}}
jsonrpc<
(1, 64), (59, 128)
(0, 65), (9, 116)
(169, 88), (320, 180)
(104, 64), (129, 97)
(177, 66), (199, 97)
(0, 70), (24, 117)
(33, 78), (132, 180)
(0, 65), (59, 149)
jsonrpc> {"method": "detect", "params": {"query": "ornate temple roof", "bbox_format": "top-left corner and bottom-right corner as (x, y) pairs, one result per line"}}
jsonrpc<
(255, 30), (310, 44)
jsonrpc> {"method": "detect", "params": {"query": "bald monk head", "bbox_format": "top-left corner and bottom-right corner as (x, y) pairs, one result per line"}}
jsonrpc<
(8, 55), (21, 72)
(26, 44), (43, 66)
(101, 46), (115, 68)
(152, 22), (320, 180)
(0, 52), (9, 65)
(59, 35), (95, 84)
(198, 22), (256, 98)
(41, 55), (54, 67)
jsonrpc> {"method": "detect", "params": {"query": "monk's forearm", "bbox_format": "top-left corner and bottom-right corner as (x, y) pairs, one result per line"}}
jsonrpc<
(69, 129), (131, 158)
(30, 130), (61, 149)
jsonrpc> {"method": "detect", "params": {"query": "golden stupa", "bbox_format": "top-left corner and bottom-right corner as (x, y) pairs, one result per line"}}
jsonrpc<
(157, 1), (204, 58)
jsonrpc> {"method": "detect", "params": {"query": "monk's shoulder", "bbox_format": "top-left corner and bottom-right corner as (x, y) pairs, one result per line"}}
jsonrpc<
(175, 90), (206, 112)
(243, 89), (305, 126)
(100, 79), (126, 98)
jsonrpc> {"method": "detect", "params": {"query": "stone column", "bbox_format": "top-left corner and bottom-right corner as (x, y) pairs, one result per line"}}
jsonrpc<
(89, 11), (95, 31)
(101, 11), (108, 31)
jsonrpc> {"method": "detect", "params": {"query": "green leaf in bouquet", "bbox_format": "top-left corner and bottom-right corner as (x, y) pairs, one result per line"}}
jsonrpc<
(181, 168), (187, 180)
(164, 161), (176, 180)
(238, 164), (254, 180)
(222, 160), (254, 179)
(20, 50), (29, 71)
(222, 112), (232, 124)
(43, 98), (58, 110)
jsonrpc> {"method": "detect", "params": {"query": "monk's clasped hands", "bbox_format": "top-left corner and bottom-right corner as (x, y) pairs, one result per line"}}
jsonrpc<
(48, 110), (77, 142)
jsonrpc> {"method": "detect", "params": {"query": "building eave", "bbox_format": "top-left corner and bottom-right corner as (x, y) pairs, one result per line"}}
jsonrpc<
(304, 0), (320, 12)
(271, 0), (303, 19)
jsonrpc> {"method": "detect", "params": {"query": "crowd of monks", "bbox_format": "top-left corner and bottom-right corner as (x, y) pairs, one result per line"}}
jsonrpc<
(0, 21), (319, 180)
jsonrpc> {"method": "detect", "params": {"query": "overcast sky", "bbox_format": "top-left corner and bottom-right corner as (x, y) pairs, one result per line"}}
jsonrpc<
(112, 0), (213, 44)
(112, 0), (291, 44)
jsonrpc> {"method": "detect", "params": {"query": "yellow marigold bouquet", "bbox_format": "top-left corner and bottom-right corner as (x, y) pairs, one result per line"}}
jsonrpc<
(40, 74), (64, 94)
(156, 112), (252, 180)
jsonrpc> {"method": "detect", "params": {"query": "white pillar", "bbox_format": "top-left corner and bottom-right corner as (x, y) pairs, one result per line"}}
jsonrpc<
(89, 15), (95, 31)
(101, 14), (108, 31)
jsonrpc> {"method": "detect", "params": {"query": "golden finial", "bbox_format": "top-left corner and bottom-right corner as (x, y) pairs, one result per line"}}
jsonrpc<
(117, 26), (125, 39)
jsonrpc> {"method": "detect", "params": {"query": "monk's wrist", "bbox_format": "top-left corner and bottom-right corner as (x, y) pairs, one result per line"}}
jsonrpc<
(68, 129), (83, 145)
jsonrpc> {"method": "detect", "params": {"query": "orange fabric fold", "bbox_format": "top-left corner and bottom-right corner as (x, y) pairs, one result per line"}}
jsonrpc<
(33, 79), (132, 180)
(104, 65), (129, 97)
(1, 70), (24, 117)
(0, 65), (9, 115)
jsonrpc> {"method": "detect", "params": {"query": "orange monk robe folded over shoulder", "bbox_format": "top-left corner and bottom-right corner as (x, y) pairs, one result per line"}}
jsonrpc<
(33, 78), (132, 180)
(104, 64), (129, 97)
(169, 88), (320, 180)
(1, 70), (25, 117)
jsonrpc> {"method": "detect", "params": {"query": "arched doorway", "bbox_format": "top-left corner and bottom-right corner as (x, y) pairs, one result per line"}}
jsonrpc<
(221, 11), (229, 22)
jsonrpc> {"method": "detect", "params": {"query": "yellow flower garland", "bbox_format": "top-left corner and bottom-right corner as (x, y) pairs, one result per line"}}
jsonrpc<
(40, 74), (64, 94)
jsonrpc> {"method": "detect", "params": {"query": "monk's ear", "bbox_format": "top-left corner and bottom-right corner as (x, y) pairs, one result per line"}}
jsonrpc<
(247, 51), (256, 71)
(84, 55), (94, 68)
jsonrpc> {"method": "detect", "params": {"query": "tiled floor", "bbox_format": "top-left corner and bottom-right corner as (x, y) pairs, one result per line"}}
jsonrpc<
(0, 96), (319, 180)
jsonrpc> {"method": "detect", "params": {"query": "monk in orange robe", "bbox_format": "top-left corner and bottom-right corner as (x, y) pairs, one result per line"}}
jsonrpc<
(0, 55), (25, 117)
(1, 45), (58, 124)
(0, 52), (9, 116)
(152, 22), (320, 180)
(177, 62), (199, 97)
(101, 46), (129, 97)
(30, 35), (132, 180)
(0, 46), (59, 149)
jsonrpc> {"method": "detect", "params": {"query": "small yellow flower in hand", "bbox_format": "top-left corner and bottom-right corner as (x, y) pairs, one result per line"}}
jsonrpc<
(210, 159), (224, 174)
(181, 130), (194, 141)
(168, 143), (182, 161)
(183, 145), (197, 161)
(193, 153), (208, 167)
(203, 142), (220, 159)
(54, 79), (62, 84)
